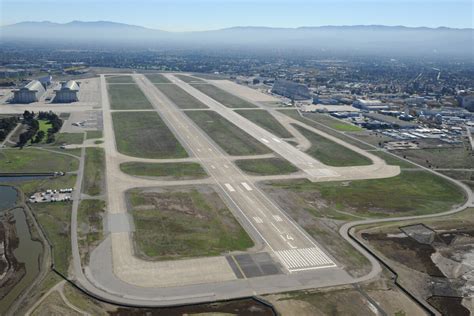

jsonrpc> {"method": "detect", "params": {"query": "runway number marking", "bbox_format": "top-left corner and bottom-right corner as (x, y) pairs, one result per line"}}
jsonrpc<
(253, 216), (263, 224)
(224, 183), (235, 192)
(241, 182), (253, 191)
(273, 215), (283, 222)
(210, 165), (216, 169)
(224, 164), (229, 169)
(260, 138), (269, 143)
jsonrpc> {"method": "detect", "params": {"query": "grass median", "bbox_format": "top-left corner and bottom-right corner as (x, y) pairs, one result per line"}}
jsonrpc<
(235, 109), (292, 138)
(235, 158), (298, 176)
(82, 148), (105, 196)
(186, 110), (271, 156)
(155, 84), (208, 109)
(145, 73), (171, 83)
(292, 124), (372, 166)
(190, 84), (257, 108)
(112, 111), (188, 159)
(128, 186), (254, 260)
(120, 162), (207, 180)
(77, 199), (106, 265)
(105, 75), (135, 84)
(107, 84), (153, 110)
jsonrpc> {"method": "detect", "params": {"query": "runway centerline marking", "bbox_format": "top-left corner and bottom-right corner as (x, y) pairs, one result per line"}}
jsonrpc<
(272, 138), (281, 143)
(241, 182), (253, 191)
(224, 183), (235, 192)
(271, 222), (283, 234)
(273, 215), (283, 222)
(260, 138), (269, 144)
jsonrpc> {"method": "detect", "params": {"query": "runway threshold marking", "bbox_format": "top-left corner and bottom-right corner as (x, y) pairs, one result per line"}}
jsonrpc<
(224, 183), (235, 192)
(273, 215), (283, 222)
(275, 247), (335, 271)
(253, 216), (263, 224)
(241, 182), (253, 191)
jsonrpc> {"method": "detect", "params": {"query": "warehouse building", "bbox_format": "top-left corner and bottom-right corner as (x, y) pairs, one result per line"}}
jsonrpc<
(54, 80), (79, 103)
(271, 79), (311, 101)
(12, 80), (45, 103)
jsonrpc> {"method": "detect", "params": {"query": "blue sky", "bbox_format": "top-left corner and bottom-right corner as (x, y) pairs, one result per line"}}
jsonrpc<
(2, 0), (473, 30)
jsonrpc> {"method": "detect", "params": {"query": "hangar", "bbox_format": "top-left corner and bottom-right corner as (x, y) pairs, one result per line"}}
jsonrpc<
(54, 80), (80, 103)
(12, 80), (45, 103)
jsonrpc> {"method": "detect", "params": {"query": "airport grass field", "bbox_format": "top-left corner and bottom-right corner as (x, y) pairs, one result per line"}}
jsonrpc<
(145, 74), (171, 84)
(186, 110), (271, 155)
(0, 148), (79, 173)
(31, 202), (72, 275)
(105, 75), (135, 84)
(190, 83), (257, 108)
(263, 170), (465, 218)
(175, 74), (205, 83)
(128, 186), (254, 260)
(112, 111), (188, 159)
(279, 109), (373, 150)
(235, 158), (298, 175)
(292, 124), (372, 166)
(82, 148), (105, 196)
(77, 199), (106, 264)
(107, 84), (153, 110)
(235, 109), (293, 138)
(155, 84), (208, 109)
(394, 147), (474, 169)
(120, 162), (207, 179)
(53, 133), (84, 145)
(85, 130), (103, 140)
(303, 113), (363, 132)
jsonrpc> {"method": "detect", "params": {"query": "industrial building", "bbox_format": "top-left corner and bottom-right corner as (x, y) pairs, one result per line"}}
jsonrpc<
(12, 80), (45, 103)
(271, 79), (311, 101)
(353, 99), (389, 111)
(54, 80), (79, 103)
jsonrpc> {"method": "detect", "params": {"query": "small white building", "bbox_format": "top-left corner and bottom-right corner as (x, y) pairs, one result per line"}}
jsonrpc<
(353, 99), (389, 111)
(12, 80), (45, 103)
(54, 80), (79, 103)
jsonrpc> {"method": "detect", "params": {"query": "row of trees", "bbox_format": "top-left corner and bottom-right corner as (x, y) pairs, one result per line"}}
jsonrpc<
(0, 116), (20, 141)
(17, 111), (63, 147)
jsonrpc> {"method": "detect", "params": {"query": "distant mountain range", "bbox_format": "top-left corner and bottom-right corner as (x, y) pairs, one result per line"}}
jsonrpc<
(1, 21), (473, 58)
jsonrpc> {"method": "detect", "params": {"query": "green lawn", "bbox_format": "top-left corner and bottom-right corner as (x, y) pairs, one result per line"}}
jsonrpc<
(155, 84), (208, 109)
(145, 74), (171, 83)
(53, 133), (84, 145)
(85, 130), (103, 140)
(120, 162), (207, 180)
(105, 76), (135, 84)
(186, 110), (271, 155)
(112, 111), (188, 159)
(128, 187), (254, 260)
(82, 148), (105, 196)
(107, 84), (153, 110)
(235, 110), (293, 138)
(175, 74), (205, 83)
(190, 84), (257, 108)
(0, 148), (78, 173)
(264, 170), (465, 218)
(292, 124), (372, 166)
(77, 199), (106, 264)
(303, 113), (363, 132)
(235, 158), (298, 175)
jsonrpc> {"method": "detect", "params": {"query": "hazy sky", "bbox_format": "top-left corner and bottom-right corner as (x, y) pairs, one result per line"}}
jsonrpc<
(2, 0), (473, 30)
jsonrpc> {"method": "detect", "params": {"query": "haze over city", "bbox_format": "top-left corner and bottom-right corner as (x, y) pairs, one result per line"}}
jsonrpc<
(0, 1), (473, 315)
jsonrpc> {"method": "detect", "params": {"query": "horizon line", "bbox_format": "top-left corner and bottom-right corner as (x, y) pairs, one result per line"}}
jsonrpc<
(2, 20), (473, 32)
